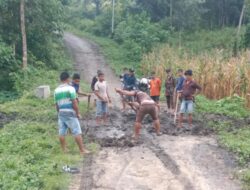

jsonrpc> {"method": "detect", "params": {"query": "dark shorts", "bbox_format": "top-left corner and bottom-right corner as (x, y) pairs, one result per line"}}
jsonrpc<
(151, 96), (160, 102)
(136, 104), (158, 123)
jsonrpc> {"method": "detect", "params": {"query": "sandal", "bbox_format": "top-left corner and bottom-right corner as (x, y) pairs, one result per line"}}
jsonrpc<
(62, 165), (80, 174)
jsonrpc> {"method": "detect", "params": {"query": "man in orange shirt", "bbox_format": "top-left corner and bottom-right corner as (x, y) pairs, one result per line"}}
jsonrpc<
(150, 72), (162, 109)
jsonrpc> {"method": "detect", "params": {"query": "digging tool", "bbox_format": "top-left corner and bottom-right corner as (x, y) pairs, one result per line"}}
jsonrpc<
(84, 95), (91, 136)
(87, 95), (91, 110)
(174, 93), (180, 124)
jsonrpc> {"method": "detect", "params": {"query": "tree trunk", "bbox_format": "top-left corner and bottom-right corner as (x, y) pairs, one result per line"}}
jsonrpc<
(234, 1), (245, 57)
(20, 0), (27, 69)
(94, 0), (101, 16)
(170, 0), (173, 27)
(237, 2), (245, 38)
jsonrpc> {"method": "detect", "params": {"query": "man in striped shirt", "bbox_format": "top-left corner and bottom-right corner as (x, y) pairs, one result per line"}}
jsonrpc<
(54, 72), (88, 155)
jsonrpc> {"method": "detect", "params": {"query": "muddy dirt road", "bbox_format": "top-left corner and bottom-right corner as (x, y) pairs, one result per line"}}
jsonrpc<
(64, 33), (241, 190)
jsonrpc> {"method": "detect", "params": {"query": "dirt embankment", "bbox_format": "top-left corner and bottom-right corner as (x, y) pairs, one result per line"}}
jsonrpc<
(64, 33), (242, 190)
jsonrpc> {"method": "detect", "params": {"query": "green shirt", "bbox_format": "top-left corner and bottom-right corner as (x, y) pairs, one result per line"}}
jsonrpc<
(54, 83), (76, 111)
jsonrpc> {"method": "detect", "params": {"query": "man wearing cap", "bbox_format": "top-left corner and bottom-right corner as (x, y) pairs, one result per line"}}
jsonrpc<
(178, 70), (201, 129)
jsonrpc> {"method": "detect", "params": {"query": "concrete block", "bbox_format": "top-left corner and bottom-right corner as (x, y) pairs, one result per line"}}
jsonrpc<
(35, 85), (51, 99)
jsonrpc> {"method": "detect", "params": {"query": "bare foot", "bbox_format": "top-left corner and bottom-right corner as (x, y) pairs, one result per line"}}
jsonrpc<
(80, 149), (90, 156)
(157, 132), (163, 136)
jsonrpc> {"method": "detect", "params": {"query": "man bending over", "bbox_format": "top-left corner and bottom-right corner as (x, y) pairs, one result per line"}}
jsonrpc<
(115, 83), (161, 140)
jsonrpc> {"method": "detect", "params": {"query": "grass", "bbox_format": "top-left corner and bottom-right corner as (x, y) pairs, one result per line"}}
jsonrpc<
(0, 87), (84, 189)
(196, 95), (250, 119)
(0, 91), (19, 104)
(196, 95), (250, 189)
(0, 42), (95, 189)
(219, 128), (250, 190)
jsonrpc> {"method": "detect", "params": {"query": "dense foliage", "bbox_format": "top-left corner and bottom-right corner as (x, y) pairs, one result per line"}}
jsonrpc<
(0, 0), (65, 93)
(66, 0), (250, 65)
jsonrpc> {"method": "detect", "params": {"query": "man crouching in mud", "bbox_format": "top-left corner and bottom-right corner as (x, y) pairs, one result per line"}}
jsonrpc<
(115, 85), (161, 140)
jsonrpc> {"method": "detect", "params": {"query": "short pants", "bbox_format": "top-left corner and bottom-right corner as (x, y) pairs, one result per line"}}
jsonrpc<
(58, 111), (82, 136)
(96, 100), (108, 117)
(180, 100), (194, 114)
(151, 96), (160, 102)
(136, 104), (158, 123)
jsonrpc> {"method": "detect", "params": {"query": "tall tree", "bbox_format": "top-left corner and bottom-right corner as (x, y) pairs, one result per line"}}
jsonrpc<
(20, 0), (27, 68)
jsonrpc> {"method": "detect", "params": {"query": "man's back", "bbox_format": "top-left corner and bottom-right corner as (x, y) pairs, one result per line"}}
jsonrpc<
(125, 75), (136, 90)
(135, 91), (152, 104)
(176, 76), (185, 92)
(54, 84), (76, 111)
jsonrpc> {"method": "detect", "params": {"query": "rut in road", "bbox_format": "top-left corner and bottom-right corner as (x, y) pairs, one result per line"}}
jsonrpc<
(64, 33), (242, 190)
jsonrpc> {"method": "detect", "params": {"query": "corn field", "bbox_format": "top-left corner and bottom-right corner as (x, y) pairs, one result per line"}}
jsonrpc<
(141, 46), (250, 107)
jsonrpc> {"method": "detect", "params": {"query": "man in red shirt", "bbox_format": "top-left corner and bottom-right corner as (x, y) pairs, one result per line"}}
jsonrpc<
(149, 72), (162, 109)
(178, 70), (201, 129)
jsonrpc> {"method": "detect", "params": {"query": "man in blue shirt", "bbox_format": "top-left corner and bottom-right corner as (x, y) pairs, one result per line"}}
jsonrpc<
(71, 73), (91, 103)
(124, 69), (137, 91)
(122, 69), (137, 111)
(176, 69), (185, 92)
(173, 69), (185, 114)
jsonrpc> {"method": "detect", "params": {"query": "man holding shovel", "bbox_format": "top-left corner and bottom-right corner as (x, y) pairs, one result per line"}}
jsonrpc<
(177, 70), (201, 129)
(71, 73), (91, 104)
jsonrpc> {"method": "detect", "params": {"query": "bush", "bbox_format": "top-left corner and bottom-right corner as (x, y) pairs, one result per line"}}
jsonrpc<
(0, 41), (20, 91)
(114, 12), (168, 61)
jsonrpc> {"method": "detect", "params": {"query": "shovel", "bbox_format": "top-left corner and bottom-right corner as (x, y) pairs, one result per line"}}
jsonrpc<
(84, 95), (91, 136)
(174, 93), (180, 124)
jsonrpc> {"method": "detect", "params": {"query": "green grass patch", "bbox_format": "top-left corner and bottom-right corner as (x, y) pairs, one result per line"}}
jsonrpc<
(196, 95), (250, 119)
(218, 128), (250, 190)
(218, 128), (250, 165)
(0, 121), (80, 190)
(197, 94), (250, 189)
(0, 91), (19, 104)
(0, 42), (94, 189)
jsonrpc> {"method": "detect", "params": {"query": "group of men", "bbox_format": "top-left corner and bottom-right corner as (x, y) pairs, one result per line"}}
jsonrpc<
(119, 68), (201, 128)
(53, 68), (201, 154)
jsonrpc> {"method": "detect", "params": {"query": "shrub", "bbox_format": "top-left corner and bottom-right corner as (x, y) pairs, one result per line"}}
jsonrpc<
(0, 41), (20, 91)
(114, 12), (168, 61)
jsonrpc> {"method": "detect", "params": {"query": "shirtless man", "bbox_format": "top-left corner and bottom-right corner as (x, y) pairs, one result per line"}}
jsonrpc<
(115, 85), (161, 139)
